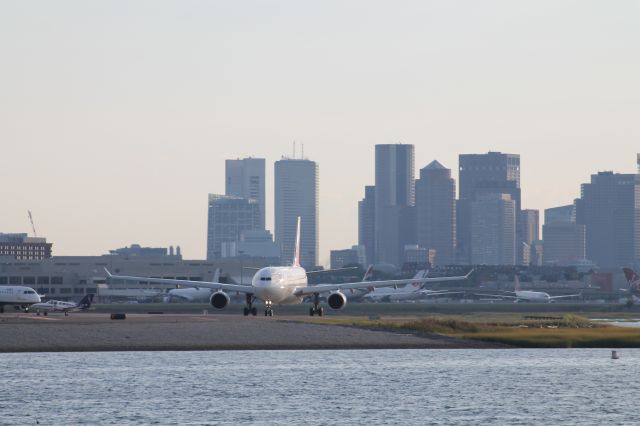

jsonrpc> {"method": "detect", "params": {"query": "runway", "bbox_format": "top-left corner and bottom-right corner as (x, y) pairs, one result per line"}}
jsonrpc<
(0, 312), (496, 352)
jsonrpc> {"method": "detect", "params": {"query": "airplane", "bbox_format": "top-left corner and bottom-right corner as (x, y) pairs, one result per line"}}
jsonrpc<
(363, 270), (465, 302)
(622, 267), (640, 303)
(0, 286), (41, 313)
(106, 217), (472, 317)
(30, 294), (94, 316)
(165, 269), (222, 303)
(475, 276), (582, 303)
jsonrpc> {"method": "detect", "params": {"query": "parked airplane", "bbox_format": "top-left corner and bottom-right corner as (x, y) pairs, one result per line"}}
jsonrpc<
(622, 268), (640, 303)
(0, 286), (41, 313)
(363, 270), (464, 302)
(31, 294), (94, 316)
(165, 269), (222, 303)
(475, 276), (581, 303)
(106, 217), (471, 316)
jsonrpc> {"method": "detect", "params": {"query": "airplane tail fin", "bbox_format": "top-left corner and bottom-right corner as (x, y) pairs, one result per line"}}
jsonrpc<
(362, 265), (374, 281)
(514, 275), (521, 292)
(213, 268), (221, 283)
(292, 216), (301, 267)
(623, 268), (640, 291)
(77, 294), (94, 310)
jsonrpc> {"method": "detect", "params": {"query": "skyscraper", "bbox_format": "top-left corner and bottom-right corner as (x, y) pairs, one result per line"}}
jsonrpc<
(415, 161), (456, 265)
(374, 144), (415, 267)
(577, 172), (640, 268)
(274, 158), (318, 268)
(206, 194), (261, 260)
(358, 185), (375, 266)
(225, 158), (266, 230)
(458, 152), (521, 264)
(520, 209), (540, 265)
(470, 193), (516, 265)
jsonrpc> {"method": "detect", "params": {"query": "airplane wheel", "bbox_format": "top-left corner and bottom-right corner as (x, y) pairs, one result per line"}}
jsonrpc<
(243, 307), (249, 316)
(251, 307), (257, 316)
(65, 312), (68, 317)
(36, 311), (40, 316)
(309, 307), (315, 316)
(318, 307), (324, 317)
(264, 310), (269, 316)
(269, 310), (274, 317)
(44, 312), (48, 316)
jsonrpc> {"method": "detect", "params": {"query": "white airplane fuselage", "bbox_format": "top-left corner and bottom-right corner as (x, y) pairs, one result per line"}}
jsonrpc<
(0, 286), (41, 310)
(514, 290), (551, 303)
(250, 266), (308, 304)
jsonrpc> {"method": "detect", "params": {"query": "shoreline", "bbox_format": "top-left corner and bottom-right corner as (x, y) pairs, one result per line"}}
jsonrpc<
(0, 313), (501, 353)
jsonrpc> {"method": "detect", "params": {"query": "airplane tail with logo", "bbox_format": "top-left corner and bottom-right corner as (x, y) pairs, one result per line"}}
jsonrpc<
(292, 216), (301, 267)
(623, 268), (640, 291)
(77, 294), (94, 310)
(514, 275), (521, 292)
(362, 265), (374, 281)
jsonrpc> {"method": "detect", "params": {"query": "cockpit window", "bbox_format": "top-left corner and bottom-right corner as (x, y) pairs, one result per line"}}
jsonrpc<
(24, 290), (36, 294)
(260, 277), (272, 281)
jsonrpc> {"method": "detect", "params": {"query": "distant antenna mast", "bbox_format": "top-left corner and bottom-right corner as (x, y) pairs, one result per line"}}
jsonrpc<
(27, 210), (37, 237)
(302, 143), (304, 160)
(293, 141), (296, 159)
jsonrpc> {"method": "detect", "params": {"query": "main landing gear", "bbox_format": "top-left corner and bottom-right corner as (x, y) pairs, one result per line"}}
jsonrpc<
(264, 301), (274, 317)
(309, 293), (323, 316)
(243, 294), (258, 316)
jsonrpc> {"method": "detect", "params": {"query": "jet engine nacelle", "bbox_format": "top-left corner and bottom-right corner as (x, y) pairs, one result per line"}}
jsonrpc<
(210, 291), (230, 309)
(327, 291), (347, 310)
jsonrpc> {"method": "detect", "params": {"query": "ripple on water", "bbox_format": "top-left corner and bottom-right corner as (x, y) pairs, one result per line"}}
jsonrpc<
(1, 348), (638, 425)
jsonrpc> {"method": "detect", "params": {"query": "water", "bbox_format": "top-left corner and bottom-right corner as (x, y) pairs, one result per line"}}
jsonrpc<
(1, 349), (637, 425)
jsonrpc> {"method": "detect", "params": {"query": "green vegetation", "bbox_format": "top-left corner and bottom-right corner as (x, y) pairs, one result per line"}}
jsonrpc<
(323, 314), (640, 348)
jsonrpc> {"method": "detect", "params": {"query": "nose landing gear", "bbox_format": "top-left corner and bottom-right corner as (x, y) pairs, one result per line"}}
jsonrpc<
(264, 300), (274, 317)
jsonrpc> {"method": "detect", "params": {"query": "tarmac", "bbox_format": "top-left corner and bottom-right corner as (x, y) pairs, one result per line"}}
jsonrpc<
(0, 312), (498, 352)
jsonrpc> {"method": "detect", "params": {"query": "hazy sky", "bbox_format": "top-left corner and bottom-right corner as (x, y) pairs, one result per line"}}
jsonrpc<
(1, 1), (639, 264)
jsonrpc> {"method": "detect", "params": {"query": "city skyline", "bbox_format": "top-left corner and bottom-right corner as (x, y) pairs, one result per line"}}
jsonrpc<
(1, 1), (639, 264)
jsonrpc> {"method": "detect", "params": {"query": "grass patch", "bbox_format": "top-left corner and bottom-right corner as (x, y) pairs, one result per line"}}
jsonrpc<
(324, 315), (640, 348)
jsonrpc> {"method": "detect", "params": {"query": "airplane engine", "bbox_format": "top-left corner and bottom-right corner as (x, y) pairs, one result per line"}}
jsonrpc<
(210, 291), (230, 309)
(327, 291), (347, 310)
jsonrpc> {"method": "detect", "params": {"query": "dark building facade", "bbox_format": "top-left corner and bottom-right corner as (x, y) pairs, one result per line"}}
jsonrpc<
(577, 172), (640, 268)
(415, 161), (456, 265)
(0, 233), (52, 260)
(358, 185), (375, 266)
(374, 144), (416, 267)
(458, 152), (521, 264)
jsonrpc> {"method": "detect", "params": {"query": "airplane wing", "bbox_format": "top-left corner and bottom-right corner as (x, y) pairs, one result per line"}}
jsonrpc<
(549, 293), (582, 300)
(420, 290), (465, 296)
(473, 293), (519, 300)
(295, 272), (471, 297)
(104, 269), (255, 294)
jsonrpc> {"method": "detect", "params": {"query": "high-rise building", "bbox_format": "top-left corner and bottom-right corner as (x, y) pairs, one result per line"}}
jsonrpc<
(470, 194), (516, 265)
(274, 158), (318, 268)
(206, 195), (261, 260)
(358, 185), (375, 266)
(520, 209), (540, 265)
(374, 144), (415, 267)
(458, 152), (521, 264)
(576, 172), (640, 268)
(415, 160), (456, 265)
(225, 158), (266, 230)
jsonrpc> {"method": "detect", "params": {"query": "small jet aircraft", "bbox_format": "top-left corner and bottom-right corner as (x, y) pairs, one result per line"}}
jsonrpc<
(31, 294), (94, 316)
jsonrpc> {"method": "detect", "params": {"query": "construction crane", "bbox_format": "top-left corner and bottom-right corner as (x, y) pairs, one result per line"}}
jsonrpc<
(27, 210), (37, 237)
